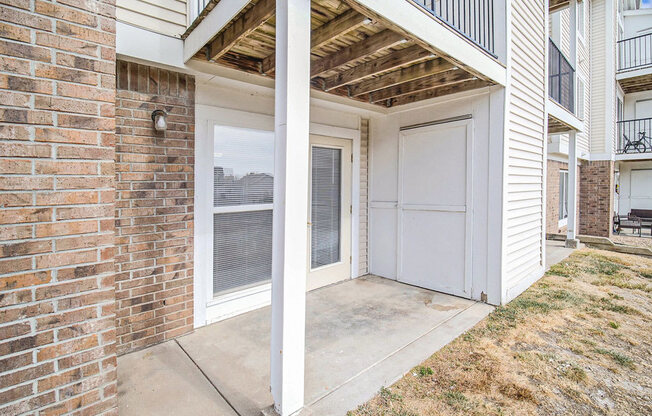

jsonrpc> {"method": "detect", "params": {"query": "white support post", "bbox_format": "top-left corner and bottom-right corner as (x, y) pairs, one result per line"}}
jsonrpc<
(566, 131), (579, 248)
(270, 0), (311, 415)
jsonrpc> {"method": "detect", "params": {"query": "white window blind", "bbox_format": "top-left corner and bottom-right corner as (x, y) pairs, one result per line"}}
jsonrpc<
(213, 211), (273, 294)
(311, 147), (341, 269)
(213, 127), (274, 296)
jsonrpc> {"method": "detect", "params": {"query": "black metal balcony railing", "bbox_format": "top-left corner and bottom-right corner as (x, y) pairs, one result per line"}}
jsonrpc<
(414, 0), (495, 56)
(548, 38), (574, 114)
(617, 118), (652, 154)
(618, 33), (652, 72)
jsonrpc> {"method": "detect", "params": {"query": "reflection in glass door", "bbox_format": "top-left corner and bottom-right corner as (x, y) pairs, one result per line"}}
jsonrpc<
(212, 126), (274, 295)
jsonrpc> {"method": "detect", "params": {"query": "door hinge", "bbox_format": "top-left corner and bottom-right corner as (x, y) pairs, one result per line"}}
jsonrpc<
(351, 154), (353, 163)
(350, 205), (352, 214)
(350, 256), (352, 263)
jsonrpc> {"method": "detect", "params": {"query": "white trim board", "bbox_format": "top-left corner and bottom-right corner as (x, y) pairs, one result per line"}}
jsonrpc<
(183, 0), (250, 62)
(116, 21), (185, 70)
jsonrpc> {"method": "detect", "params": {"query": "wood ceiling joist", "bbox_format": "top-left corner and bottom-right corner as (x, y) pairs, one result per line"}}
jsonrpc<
(208, 0), (275, 62)
(322, 44), (434, 91)
(311, 29), (405, 77)
(387, 79), (491, 107)
(348, 57), (455, 96)
(369, 69), (475, 103)
(260, 9), (368, 74)
(339, 0), (493, 86)
(549, 0), (570, 13)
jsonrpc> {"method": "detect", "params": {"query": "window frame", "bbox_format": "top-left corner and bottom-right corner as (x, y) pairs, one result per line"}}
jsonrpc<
(559, 169), (569, 224)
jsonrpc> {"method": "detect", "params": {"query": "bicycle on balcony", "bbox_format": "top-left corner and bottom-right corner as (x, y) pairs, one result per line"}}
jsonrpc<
(623, 132), (649, 153)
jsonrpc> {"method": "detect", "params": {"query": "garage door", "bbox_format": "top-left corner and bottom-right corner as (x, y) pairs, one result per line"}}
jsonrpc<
(398, 119), (473, 298)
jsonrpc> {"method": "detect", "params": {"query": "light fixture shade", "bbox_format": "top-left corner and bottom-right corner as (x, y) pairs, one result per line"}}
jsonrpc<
(151, 110), (167, 132)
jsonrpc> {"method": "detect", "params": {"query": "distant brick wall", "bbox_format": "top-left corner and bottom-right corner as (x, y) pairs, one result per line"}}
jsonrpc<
(579, 160), (614, 237)
(0, 0), (118, 414)
(114, 61), (194, 354)
(546, 160), (580, 235)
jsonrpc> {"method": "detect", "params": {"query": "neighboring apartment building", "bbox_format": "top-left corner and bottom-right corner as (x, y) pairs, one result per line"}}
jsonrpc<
(546, 0), (652, 239)
(0, 0), (565, 415)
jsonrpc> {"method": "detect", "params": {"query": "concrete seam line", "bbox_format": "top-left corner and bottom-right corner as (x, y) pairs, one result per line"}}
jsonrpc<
(175, 339), (243, 416)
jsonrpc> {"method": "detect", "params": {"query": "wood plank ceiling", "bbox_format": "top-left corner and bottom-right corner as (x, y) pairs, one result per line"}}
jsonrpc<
(190, 0), (493, 108)
(618, 73), (652, 94)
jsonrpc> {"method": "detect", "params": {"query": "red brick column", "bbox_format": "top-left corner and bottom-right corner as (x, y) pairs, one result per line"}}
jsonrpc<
(0, 0), (117, 414)
(579, 160), (614, 237)
(114, 61), (194, 354)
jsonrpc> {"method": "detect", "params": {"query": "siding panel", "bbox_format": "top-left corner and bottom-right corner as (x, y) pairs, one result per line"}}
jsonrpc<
(505, 0), (546, 293)
(117, 0), (187, 37)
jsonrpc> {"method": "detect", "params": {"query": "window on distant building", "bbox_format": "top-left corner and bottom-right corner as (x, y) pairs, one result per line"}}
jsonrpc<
(559, 170), (569, 221)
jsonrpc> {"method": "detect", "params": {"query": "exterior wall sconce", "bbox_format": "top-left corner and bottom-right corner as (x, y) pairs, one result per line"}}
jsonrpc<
(151, 110), (167, 132)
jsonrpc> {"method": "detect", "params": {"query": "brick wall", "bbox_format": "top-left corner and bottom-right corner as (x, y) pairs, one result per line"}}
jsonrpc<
(114, 61), (194, 354)
(546, 160), (580, 235)
(579, 160), (614, 237)
(546, 160), (566, 234)
(0, 0), (117, 414)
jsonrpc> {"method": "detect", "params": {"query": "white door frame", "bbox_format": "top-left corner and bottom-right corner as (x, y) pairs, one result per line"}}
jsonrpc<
(194, 104), (361, 326)
(396, 118), (474, 298)
(307, 135), (353, 291)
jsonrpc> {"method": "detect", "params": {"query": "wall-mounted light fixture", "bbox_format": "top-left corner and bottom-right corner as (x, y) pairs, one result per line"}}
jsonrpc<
(151, 110), (167, 132)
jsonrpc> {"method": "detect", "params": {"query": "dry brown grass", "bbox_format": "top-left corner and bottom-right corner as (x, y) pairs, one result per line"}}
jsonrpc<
(348, 249), (652, 416)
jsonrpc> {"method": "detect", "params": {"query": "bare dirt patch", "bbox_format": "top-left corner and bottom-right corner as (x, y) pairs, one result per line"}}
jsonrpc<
(348, 249), (652, 416)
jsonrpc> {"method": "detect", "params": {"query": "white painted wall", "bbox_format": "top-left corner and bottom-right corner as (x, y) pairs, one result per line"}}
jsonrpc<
(617, 161), (652, 215)
(368, 87), (505, 304)
(623, 90), (652, 119)
(622, 8), (652, 39)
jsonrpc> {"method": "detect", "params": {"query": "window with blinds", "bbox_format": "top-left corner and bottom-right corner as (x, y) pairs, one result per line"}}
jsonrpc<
(311, 146), (342, 269)
(213, 127), (274, 296)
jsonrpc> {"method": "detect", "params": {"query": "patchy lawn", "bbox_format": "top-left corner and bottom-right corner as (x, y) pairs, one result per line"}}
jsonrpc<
(348, 249), (652, 416)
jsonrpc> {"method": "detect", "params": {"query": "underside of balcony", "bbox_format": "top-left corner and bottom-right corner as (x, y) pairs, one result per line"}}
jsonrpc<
(183, 0), (495, 108)
(617, 71), (652, 94)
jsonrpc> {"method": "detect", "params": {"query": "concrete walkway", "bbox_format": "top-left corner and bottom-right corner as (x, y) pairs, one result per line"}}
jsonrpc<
(118, 276), (493, 416)
(545, 239), (577, 271)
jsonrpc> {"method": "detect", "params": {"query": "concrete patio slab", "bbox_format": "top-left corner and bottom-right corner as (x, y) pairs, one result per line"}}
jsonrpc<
(176, 275), (492, 415)
(117, 341), (238, 416)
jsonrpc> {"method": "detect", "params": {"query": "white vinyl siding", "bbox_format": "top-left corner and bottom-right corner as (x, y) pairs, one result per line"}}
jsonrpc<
(359, 119), (369, 276)
(589, 0), (616, 154)
(116, 0), (187, 38)
(504, 0), (546, 295)
(576, 0), (591, 153)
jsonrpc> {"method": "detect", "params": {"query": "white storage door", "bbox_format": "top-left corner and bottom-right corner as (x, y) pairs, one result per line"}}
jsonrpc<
(398, 119), (473, 298)
(631, 169), (652, 210)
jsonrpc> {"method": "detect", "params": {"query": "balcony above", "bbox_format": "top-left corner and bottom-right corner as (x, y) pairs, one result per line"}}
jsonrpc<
(181, 0), (506, 109)
(616, 118), (652, 160)
(617, 33), (652, 93)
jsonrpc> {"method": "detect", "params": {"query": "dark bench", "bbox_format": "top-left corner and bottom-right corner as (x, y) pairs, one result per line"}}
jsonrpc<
(630, 209), (652, 223)
(616, 215), (642, 236)
(615, 209), (652, 236)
